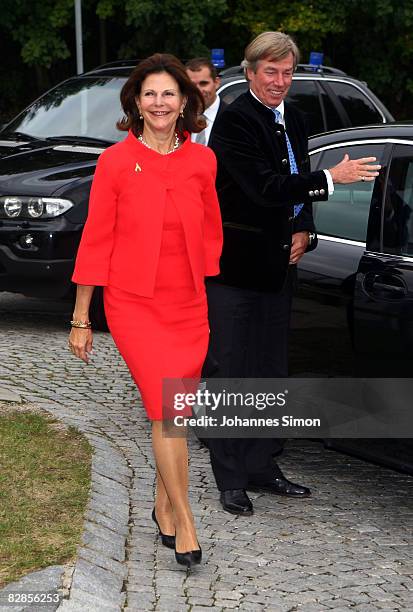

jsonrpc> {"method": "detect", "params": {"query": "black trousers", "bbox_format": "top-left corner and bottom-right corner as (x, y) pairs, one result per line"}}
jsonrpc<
(204, 275), (293, 491)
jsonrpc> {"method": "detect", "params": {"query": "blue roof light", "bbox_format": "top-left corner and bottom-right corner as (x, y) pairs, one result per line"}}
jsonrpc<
(309, 51), (324, 72)
(211, 48), (225, 68)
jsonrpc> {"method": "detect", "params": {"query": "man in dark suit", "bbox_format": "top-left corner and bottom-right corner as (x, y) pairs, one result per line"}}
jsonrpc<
(206, 31), (381, 515)
(185, 58), (227, 145)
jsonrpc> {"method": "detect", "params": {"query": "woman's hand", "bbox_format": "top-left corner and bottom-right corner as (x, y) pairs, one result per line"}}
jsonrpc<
(68, 327), (93, 364)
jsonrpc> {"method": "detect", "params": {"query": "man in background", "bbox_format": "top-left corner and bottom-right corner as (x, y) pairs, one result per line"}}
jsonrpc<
(185, 58), (227, 145)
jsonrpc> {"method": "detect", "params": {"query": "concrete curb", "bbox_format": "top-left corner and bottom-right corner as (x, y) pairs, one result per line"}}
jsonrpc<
(0, 385), (132, 612)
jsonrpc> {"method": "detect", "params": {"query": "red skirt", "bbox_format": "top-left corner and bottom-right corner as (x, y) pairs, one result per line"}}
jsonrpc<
(104, 201), (208, 420)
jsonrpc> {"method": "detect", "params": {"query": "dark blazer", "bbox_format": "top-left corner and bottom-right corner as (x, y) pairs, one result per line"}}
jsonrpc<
(208, 98), (228, 144)
(209, 90), (328, 292)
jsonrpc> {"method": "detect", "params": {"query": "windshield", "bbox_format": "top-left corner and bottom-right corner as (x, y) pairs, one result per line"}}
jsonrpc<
(5, 76), (128, 143)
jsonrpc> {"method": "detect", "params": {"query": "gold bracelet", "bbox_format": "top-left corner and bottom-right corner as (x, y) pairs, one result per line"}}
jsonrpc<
(70, 320), (92, 329)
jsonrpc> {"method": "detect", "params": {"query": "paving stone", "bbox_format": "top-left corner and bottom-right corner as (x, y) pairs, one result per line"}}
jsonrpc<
(0, 565), (64, 612)
(81, 529), (126, 562)
(60, 588), (123, 611)
(70, 559), (124, 602)
(77, 547), (127, 579)
(83, 521), (127, 550)
(0, 386), (22, 402)
(123, 593), (155, 609)
(85, 508), (130, 537)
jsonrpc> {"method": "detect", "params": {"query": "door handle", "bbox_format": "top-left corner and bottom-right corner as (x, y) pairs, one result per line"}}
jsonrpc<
(363, 272), (408, 299)
(372, 281), (407, 295)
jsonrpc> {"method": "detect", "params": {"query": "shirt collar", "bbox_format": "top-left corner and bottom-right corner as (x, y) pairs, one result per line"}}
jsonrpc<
(204, 95), (220, 121)
(249, 89), (285, 120)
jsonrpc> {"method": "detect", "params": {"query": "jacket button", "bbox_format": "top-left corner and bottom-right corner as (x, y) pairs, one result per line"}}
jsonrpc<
(282, 243), (290, 250)
(314, 189), (320, 196)
(309, 190), (314, 197)
(288, 215), (294, 221)
(282, 158), (288, 165)
(320, 188), (325, 195)
(276, 130), (282, 136)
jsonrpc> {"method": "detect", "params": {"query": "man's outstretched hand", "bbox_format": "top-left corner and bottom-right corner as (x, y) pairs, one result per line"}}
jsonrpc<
(329, 153), (381, 184)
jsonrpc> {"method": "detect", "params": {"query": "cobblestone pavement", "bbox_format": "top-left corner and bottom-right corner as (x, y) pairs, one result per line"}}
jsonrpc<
(1, 293), (412, 612)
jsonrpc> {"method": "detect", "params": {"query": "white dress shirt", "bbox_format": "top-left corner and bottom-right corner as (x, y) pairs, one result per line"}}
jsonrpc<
(191, 95), (221, 146)
(249, 89), (334, 194)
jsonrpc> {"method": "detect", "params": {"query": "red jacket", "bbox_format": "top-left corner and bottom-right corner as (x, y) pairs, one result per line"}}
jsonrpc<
(72, 131), (223, 297)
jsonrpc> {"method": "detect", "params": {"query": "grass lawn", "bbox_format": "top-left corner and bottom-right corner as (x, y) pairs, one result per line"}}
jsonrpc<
(0, 404), (92, 588)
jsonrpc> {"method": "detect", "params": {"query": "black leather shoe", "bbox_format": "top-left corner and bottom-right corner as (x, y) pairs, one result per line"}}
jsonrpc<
(152, 508), (176, 549)
(220, 489), (254, 515)
(248, 476), (311, 497)
(175, 544), (202, 568)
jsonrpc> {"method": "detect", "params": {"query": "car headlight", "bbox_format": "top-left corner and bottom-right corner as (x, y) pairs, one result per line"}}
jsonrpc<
(0, 196), (73, 219)
(3, 197), (22, 218)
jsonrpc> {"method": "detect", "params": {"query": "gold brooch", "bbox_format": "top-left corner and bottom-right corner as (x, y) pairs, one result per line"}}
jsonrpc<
(135, 162), (142, 172)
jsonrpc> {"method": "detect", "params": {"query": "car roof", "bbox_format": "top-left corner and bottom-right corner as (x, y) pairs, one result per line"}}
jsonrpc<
(219, 64), (347, 78)
(82, 61), (359, 82)
(309, 123), (413, 149)
(81, 66), (135, 77)
(218, 72), (370, 89)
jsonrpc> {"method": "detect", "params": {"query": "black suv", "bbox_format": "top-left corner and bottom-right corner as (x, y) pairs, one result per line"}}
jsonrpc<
(218, 64), (393, 136)
(0, 61), (393, 322)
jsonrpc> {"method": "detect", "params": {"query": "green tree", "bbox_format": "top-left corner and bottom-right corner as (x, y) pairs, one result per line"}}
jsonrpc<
(1, 0), (412, 120)
(96, 0), (227, 58)
(216, 0), (347, 65)
(0, 0), (85, 97)
(339, 0), (413, 117)
(216, 0), (413, 118)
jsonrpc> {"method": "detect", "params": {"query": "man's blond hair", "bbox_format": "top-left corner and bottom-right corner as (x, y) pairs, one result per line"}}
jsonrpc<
(241, 31), (300, 77)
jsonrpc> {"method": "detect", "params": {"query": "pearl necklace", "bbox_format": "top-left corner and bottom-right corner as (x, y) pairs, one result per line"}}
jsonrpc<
(138, 132), (180, 154)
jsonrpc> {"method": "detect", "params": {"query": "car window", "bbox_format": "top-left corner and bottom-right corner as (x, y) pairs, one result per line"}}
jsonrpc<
(311, 144), (386, 241)
(219, 79), (325, 134)
(6, 76), (127, 143)
(286, 80), (324, 135)
(319, 86), (343, 131)
(219, 81), (248, 105)
(383, 145), (413, 256)
(328, 81), (383, 126)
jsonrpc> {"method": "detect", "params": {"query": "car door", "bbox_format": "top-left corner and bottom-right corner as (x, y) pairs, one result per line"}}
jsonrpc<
(291, 141), (390, 376)
(353, 143), (413, 375)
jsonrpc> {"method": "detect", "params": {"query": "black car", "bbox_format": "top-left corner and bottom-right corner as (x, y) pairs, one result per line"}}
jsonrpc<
(292, 123), (413, 473)
(294, 122), (413, 377)
(218, 64), (394, 136)
(0, 66), (129, 322)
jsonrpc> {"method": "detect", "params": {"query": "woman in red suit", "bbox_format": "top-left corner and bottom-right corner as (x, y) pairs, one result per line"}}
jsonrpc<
(68, 54), (223, 568)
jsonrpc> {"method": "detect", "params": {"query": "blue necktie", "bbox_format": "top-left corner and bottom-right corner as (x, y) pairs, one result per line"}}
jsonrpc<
(273, 109), (303, 217)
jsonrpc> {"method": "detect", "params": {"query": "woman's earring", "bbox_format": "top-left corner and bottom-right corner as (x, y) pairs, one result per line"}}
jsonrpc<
(138, 108), (143, 119)
(180, 109), (184, 118)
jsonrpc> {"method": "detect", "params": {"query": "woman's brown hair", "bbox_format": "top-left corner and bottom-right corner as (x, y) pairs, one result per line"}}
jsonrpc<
(117, 53), (206, 135)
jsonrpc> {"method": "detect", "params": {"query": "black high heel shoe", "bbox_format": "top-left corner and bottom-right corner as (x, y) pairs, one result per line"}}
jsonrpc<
(151, 508), (175, 549)
(175, 543), (202, 568)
